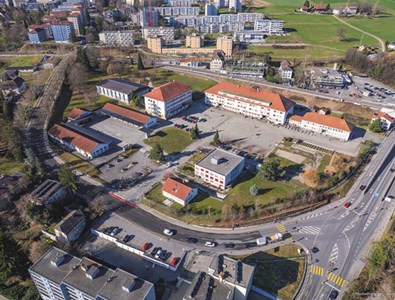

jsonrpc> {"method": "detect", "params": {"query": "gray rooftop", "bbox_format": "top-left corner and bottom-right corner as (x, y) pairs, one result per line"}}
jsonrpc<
(195, 148), (245, 177)
(31, 179), (64, 203)
(55, 209), (85, 234)
(63, 257), (114, 298)
(98, 269), (154, 300)
(183, 271), (234, 300)
(96, 78), (149, 95)
(208, 255), (255, 288)
(29, 247), (81, 285)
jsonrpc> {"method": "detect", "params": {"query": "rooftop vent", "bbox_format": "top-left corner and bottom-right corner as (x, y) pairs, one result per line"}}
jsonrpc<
(50, 253), (65, 267)
(84, 264), (100, 280)
(122, 278), (137, 293)
(211, 156), (222, 165)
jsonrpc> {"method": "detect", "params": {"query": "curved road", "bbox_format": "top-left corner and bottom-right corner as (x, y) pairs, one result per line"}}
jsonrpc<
(334, 15), (386, 52)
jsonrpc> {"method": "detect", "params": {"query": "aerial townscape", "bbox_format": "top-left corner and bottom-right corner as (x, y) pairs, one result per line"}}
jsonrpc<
(0, 0), (395, 299)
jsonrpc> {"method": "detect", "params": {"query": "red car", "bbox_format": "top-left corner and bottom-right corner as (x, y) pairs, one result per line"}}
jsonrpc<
(142, 242), (150, 251)
(170, 257), (179, 266)
(343, 202), (351, 208)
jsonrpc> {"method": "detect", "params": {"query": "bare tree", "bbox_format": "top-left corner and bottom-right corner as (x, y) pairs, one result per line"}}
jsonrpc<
(83, 88), (98, 104)
(69, 63), (88, 93)
(85, 45), (100, 69)
(107, 60), (124, 76)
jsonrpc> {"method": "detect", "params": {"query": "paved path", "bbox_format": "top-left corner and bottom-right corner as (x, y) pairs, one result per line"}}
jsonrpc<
(334, 15), (386, 52)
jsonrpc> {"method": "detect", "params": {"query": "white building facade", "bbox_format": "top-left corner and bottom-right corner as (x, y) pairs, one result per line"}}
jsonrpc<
(99, 30), (135, 47)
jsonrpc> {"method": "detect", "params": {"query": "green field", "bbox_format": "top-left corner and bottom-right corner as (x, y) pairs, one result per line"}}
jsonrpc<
(144, 127), (192, 154)
(0, 158), (23, 175)
(0, 55), (43, 73)
(250, 0), (395, 60)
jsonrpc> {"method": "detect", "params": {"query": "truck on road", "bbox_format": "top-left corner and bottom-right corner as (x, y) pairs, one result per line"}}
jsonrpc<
(268, 233), (283, 243)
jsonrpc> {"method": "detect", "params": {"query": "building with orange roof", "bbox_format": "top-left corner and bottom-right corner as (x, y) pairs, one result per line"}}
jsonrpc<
(101, 103), (157, 128)
(289, 112), (354, 141)
(204, 81), (295, 124)
(162, 177), (198, 206)
(371, 112), (394, 131)
(179, 57), (206, 68)
(144, 81), (192, 119)
(48, 124), (109, 159)
(67, 108), (92, 124)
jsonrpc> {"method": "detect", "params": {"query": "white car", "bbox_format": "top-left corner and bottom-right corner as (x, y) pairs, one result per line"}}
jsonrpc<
(205, 241), (216, 248)
(384, 195), (394, 202)
(163, 229), (174, 236)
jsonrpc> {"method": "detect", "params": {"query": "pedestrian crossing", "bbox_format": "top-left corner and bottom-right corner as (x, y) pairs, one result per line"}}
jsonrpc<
(363, 212), (376, 232)
(277, 224), (287, 233)
(327, 272), (346, 287)
(300, 211), (329, 220)
(310, 265), (324, 276)
(329, 243), (338, 264)
(298, 226), (320, 235)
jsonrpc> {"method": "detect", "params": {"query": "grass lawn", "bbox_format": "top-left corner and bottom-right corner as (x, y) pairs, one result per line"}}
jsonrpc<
(226, 171), (307, 209)
(144, 127), (192, 154)
(317, 154), (332, 174)
(234, 244), (306, 300)
(0, 158), (23, 175)
(57, 151), (96, 174)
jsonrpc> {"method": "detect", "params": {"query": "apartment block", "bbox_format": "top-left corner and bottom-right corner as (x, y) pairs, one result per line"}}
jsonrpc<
(142, 26), (175, 41)
(254, 19), (284, 35)
(195, 148), (245, 190)
(29, 247), (156, 300)
(147, 36), (163, 53)
(51, 21), (75, 43)
(154, 6), (199, 16)
(186, 33), (203, 48)
(216, 36), (233, 57)
(99, 31), (135, 47)
(144, 81), (192, 119)
(205, 82), (295, 124)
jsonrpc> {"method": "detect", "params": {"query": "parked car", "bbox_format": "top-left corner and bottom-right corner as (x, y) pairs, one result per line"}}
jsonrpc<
(329, 290), (338, 300)
(159, 250), (168, 261)
(110, 227), (120, 236)
(122, 235), (133, 243)
(142, 242), (150, 251)
(170, 257), (179, 266)
(359, 185), (366, 191)
(164, 229), (174, 236)
(155, 249), (162, 259)
(224, 243), (235, 248)
(205, 241), (216, 248)
(151, 247), (160, 256)
(343, 201), (352, 209)
(186, 237), (198, 243)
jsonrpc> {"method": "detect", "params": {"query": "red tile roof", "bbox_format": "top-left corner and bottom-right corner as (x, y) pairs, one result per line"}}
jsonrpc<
(313, 4), (327, 10)
(162, 178), (194, 201)
(48, 124), (102, 153)
(144, 81), (191, 102)
(302, 112), (354, 132)
(205, 82), (295, 112)
(180, 57), (202, 63)
(289, 115), (303, 122)
(102, 103), (150, 124)
(372, 112), (394, 123)
(68, 108), (87, 119)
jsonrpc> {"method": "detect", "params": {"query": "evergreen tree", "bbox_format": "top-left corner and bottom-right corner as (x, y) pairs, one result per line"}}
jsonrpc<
(58, 163), (78, 194)
(190, 124), (199, 139)
(149, 144), (165, 162)
(76, 48), (89, 67)
(303, 0), (310, 8)
(326, 3), (331, 10)
(369, 118), (383, 133)
(249, 184), (258, 196)
(213, 130), (221, 145)
(137, 52), (145, 70)
(258, 157), (285, 181)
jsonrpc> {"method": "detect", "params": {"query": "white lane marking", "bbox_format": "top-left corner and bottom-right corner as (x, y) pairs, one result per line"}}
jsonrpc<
(299, 226), (321, 235)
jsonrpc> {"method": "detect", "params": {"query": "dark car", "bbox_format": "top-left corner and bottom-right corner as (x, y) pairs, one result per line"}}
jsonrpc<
(329, 290), (338, 300)
(224, 243), (235, 248)
(360, 185), (366, 191)
(311, 247), (319, 253)
(244, 242), (257, 248)
(123, 235), (133, 243)
(186, 237), (198, 243)
(151, 247), (160, 256)
(160, 250), (168, 261)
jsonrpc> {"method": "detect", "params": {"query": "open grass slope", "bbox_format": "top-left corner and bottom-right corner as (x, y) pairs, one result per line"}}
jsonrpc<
(252, 0), (394, 60)
(144, 127), (192, 154)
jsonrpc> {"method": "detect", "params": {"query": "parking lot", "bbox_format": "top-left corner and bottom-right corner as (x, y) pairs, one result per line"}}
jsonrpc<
(91, 212), (189, 269)
(170, 101), (378, 156)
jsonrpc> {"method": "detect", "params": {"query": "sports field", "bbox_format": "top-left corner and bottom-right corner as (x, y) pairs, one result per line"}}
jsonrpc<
(252, 0), (395, 60)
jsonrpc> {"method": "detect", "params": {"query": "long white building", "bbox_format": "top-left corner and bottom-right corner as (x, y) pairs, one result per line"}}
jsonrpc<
(142, 26), (175, 41)
(144, 81), (192, 119)
(204, 82), (295, 124)
(99, 30), (135, 47)
(288, 112), (354, 141)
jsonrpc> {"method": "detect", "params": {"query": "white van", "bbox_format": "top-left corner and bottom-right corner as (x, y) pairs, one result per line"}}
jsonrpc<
(256, 237), (267, 246)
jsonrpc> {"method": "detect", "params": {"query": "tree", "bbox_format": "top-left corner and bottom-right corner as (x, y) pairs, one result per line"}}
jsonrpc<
(258, 157), (285, 181)
(337, 28), (347, 41)
(76, 48), (89, 67)
(190, 124), (199, 139)
(302, 168), (321, 187)
(326, 3), (330, 10)
(303, 0), (310, 8)
(213, 130), (221, 145)
(69, 63), (88, 93)
(137, 52), (145, 70)
(262, 52), (272, 64)
(149, 144), (165, 162)
(249, 184), (258, 196)
(369, 118), (383, 133)
(107, 60), (124, 76)
(2, 101), (13, 120)
(131, 94), (144, 108)
(85, 45), (100, 69)
(58, 163), (78, 194)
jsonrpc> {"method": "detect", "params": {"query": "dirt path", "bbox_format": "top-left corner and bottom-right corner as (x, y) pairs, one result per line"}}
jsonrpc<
(334, 15), (386, 52)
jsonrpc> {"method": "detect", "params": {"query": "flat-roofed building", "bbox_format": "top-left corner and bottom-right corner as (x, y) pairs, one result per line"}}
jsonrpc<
(205, 82), (295, 124)
(216, 36), (233, 57)
(195, 148), (245, 190)
(31, 179), (67, 206)
(162, 177), (198, 206)
(48, 124), (110, 159)
(96, 78), (150, 104)
(147, 36), (163, 53)
(54, 209), (86, 244)
(99, 31), (135, 47)
(101, 103), (157, 128)
(288, 112), (354, 141)
(142, 26), (175, 41)
(186, 33), (203, 48)
(208, 255), (255, 300)
(29, 247), (156, 300)
(144, 81), (192, 119)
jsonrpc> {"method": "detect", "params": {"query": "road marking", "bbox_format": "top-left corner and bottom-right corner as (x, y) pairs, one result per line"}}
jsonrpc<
(363, 211), (376, 232)
(329, 243), (338, 264)
(277, 224), (286, 232)
(299, 226), (320, 235)
(327, 272), (346, 287)
(300, 211), (329, 220)
(310, 265), (324, 276)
